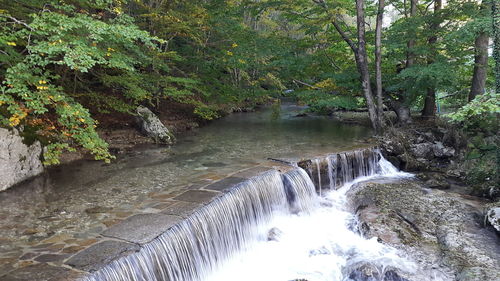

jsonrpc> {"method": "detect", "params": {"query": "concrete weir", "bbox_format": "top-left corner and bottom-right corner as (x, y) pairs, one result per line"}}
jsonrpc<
(1, 164), (296, 281)
(1, 148), (381, 281)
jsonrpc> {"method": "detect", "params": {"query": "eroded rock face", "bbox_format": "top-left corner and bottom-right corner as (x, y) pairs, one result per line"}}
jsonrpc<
(136, 106), (175, 144)
(486, 207), (500, 233)
(0, 128), (43, 191)
(348, 179), (500, 281)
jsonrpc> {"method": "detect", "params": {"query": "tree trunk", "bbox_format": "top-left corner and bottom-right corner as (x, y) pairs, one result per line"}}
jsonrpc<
(406, 0), (418, 68)
(469, 31), (489, 101)
(327, 0), (381, 131)
(422, 0), (442, 118)
(355, 0), (380, 132)
(493, 0), (500, 94)
(389, 99), (412, 124)
(469, 1), (491, 101)
(375, 0), (385, 129)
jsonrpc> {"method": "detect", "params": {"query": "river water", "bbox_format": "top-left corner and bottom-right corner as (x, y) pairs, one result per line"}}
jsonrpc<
(205, 159), (416, 281)
(0, 103), (371, 273)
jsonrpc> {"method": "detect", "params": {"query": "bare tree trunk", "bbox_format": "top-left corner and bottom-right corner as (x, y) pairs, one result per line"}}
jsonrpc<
(355, 0), (380, 132)
(494, 0), (500, 94)
(422, 0), (442, 118)
(375, 0), (385, 129)
(469, 1), (491, 101)
(469, 32), (489, 101)
(406, 0), (418, 68)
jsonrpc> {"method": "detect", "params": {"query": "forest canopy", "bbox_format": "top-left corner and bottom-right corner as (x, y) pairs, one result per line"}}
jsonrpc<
(0, 0), (498, 164)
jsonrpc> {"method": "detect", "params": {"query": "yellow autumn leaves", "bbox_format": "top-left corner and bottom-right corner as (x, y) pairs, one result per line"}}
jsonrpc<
(37, 80), (49, 90)
(106, 47), (115, 57)
(8, 111), (27, 126)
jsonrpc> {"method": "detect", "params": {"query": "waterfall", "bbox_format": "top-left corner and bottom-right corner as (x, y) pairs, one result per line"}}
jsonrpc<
(313, 159), (322, 196)
(82, 169), (317, 281)
(206, 151), (415, 281)
(82, 148), (413, 281)
(299, 148), (406, 191)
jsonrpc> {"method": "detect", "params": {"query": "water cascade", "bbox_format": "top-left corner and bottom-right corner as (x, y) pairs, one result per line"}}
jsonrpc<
(301, 148), (385, 190)
(82, 148), (414, 281)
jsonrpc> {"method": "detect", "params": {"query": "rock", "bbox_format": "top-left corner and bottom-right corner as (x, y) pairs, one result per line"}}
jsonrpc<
(267, 227), (283, 242)
(432, 142), (455, 158)
(0, 128), (44, 191)
(347, 264), (409, 281)
(488, 186), (500, 199)
(135, 106), (175, 144)
(65, 240), (140, 272)
(348, 180), (500, 281)
(486, 207), (500, 233)
(409, 143), (433, 159)
(102, 213), (183, 245)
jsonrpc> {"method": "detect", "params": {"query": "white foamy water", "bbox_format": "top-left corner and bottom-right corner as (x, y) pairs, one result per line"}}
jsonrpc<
(82, 149), (418, 281)
(206, 153), (416, 281)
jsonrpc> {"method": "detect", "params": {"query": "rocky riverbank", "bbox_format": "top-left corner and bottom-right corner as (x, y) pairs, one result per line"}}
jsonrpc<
(347, 178), (500, 281)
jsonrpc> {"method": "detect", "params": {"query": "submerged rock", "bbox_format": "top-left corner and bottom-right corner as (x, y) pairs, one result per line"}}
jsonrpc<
(346, 264), (409, 281)
(267, 227), (283, 241)
(348, 179), (500, 281)
(0, 128), (43, 191)
(135, 106), (175, 144)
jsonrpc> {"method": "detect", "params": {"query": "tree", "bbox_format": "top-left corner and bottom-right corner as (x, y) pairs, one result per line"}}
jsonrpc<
(491, 0), (499, 94)
(375, 0), (386, 128)
(422, 0), (442, 117)
(313, 0), (382, 132)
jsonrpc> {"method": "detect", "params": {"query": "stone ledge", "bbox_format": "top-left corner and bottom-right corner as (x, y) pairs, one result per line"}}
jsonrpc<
(231, 166), (275, 179)
(203, 176), (246, 192)
(101, 214), (183, 245)
(160, 201), (203, 218)
(172, 189), (221, 204)
(65, 240), (140, 272)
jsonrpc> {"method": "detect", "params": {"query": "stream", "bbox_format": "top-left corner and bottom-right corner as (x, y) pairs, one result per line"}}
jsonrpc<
(0, 103), (371, 274)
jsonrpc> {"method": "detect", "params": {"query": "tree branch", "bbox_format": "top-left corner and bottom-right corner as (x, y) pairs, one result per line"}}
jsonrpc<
(331, 20), (358, 53)
(0, 14), (34, 30)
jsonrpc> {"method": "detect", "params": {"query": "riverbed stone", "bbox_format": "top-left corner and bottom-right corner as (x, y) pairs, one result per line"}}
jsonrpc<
(160, 201), (203, 218)
(1, 263), (72, 281)
(65, 240), (140, 272)
(34, 254), (70, 263)
(204, 177), (246, 192)
(101, 213), (182, 244)
(0, 128), (44, 192)
(173, 190), (221, 204)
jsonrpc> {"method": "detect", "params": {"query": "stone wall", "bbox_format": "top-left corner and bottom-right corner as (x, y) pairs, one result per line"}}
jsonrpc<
(0, 128), (44, 191)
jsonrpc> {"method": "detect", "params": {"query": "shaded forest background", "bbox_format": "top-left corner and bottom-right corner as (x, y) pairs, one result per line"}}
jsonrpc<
(0, 0), (498, 164)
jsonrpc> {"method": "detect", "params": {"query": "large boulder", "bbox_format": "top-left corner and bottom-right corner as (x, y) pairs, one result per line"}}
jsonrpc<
(486, 207), (500, 233)
(348, 180), (500, 281)
(135, 106), (175, 144)
(0, 128), (44, 191)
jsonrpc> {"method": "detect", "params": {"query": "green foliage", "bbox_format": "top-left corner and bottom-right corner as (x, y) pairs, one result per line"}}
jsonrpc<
(293, 90), (361, 115)
(0, 1), (164, 164)
(447, 91), (500, 132)
(0, 0), (497, 164)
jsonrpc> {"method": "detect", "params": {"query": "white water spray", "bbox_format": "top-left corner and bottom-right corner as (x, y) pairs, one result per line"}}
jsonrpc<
(206, 151), (415, 281)
(82, 149), (415, 281)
